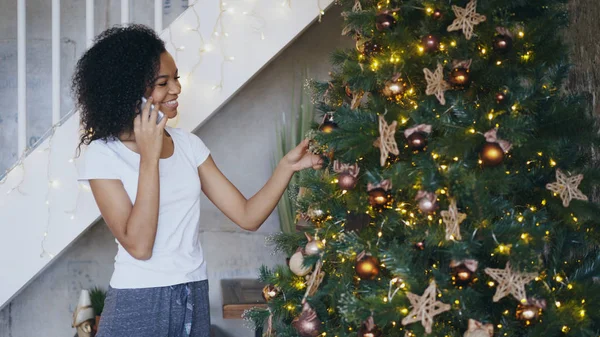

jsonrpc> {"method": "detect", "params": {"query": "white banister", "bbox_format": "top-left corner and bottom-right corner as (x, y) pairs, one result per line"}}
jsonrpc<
(154, 0), (163, 32)
(121, 0), (129, 25)
(52, 0), (60, 125)
(86, 0), (94, 48)
(17, 0), (26, 154)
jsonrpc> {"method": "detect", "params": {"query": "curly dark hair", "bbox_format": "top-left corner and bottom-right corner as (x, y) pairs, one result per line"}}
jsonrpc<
(72, 24), (166, 151)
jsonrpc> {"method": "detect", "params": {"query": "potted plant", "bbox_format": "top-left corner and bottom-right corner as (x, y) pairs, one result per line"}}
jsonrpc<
(89, 287), (107, 332)
(273, 67), (315, 234)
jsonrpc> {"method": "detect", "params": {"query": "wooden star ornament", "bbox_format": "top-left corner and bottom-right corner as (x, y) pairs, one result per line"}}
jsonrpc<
(423, 63), (450, 105)
(447, 0), (486, 40)
(484, 262), (537, 303)
(373, 115), (399, 166)
(441, 199), (466, 241)
(545, 169), (588, 207)
(401, 281), (451, 334)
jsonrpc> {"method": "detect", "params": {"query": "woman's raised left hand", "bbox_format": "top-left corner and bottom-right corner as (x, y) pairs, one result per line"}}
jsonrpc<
(283, 139), (324, 172)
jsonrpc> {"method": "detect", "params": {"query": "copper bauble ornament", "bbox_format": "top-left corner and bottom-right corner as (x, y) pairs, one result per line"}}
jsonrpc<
(493, 35), (513, 54)
(375, 13), (396, 31)
(289, 250), (312, 276)
(451, 264), (476, 286)
(450, 67), (471, 88)
(355, 255), (380, 280)
(480, 142), (504, 167)
(421, 35), (439, 53)
(262, 285), (280, 302)
(516, 303), (541, 322)
(407, 131), (428, 151)
(432, 9), (443, 20)
(414, 241), (426, 250)
(382, 77), (406, 100)
(338, 172), (358, 190)
(368, 188), (389, 207)
(292, 302), (321, 337)
(333, 161), (360, 190)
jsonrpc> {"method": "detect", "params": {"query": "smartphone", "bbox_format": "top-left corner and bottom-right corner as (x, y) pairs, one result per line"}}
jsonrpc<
(141, 97), (165, 124)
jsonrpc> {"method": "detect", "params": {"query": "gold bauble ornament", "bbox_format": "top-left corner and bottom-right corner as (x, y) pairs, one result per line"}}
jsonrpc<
(480, 142), (504, 167)
(304, 233), (324, 256)
(382, 75), (406, 100)
(355, 255), (380, 280)
(262, 285), (280, 302)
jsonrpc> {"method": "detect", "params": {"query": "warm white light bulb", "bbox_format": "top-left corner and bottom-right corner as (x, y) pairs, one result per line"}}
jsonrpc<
(203, 43), (214, 52)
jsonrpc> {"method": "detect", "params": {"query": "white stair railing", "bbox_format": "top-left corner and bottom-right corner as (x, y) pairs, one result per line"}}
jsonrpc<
(0, 0), (334, 310)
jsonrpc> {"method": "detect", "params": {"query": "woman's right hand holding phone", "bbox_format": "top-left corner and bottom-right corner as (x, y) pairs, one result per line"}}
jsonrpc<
(134, 96), (169, 162)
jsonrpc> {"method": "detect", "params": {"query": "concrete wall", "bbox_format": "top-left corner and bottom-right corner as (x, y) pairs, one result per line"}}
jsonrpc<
(0, 5), (350, 337)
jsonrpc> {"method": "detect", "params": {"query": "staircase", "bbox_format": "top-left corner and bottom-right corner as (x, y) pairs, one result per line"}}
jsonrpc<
(0, 0), (334, 310)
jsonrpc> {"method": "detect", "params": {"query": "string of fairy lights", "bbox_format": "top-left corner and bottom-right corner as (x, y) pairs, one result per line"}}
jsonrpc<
(1, 0), (330, 259)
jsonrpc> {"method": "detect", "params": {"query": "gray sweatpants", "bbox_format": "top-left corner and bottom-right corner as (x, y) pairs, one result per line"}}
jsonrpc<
(96, 280), (211, 337)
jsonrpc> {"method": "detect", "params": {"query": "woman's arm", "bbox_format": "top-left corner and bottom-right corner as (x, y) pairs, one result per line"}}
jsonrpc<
(89, 157), (160, 260)
(89, 97), (168, 260)
(199, 139), (321, 231)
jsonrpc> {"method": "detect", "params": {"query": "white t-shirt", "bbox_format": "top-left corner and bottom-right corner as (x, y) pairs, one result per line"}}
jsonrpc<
(78, 126), (210, 289)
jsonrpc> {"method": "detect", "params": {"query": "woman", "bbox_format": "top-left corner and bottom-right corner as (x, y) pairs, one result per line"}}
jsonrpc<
(73, 24), (321, 337)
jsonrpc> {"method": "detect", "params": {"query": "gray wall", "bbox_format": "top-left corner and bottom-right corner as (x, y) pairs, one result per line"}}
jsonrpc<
(0, 5), (350, 337)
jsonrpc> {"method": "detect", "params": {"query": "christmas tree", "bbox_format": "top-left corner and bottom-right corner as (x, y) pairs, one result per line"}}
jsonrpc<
(246, 1), (600, 336)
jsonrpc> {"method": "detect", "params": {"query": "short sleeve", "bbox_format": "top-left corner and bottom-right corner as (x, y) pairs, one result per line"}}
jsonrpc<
(188, 132), (210, 167)
(77, 141), (121, 186)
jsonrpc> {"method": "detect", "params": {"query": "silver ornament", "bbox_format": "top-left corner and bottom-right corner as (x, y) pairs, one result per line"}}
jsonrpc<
(418, 196), (437, 213)
(304, 240), (324, 256)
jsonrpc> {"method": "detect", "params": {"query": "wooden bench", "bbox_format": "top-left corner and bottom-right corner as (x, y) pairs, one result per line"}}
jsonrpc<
(221, 279), (268, 337)
(221, 278), (268, 319)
